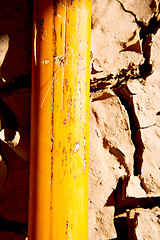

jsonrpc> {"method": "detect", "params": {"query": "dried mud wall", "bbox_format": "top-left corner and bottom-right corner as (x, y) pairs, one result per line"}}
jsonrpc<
(89, 0), (160, 239)
(0, 0), (160, 239)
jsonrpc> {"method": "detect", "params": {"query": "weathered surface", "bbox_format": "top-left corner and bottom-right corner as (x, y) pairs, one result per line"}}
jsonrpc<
(135, 207), (160, 239)
(91, 0), (144, 76)
(0, 0), (160, 239)
(89, 0), (160, 239)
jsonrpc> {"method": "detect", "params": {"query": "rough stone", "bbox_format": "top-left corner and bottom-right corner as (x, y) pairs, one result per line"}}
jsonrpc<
(89, 0), (160, 239)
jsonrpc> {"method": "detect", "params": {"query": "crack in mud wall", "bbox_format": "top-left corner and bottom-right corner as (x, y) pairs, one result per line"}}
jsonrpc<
(113, 86), (145, 176)
(90, 1), (160, 239)
(105, 176), (160, 239)
(117, 0), (160, 79)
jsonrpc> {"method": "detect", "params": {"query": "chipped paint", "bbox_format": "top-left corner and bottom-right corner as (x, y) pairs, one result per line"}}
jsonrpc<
(83, 159), (87, 173)
(74, 142), (80, 152)
(50, 0), (91, 239)
(66, 220), (69, 228)
(70, 144), (72, 153)
(65, 152), (67, 161)
(65, 79), (69, 91)
(63, 147), (65, 154)
(84, 137), (86, 148)
(68, 133), (71, 141)
(42, 59), (52, 64)
(78, 82), (82, 109)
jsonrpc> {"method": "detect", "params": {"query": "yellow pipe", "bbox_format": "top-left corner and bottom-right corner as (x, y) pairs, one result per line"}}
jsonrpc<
(28, 0), (91, 239)
(28, 0), (53, 239)
(51, 1), (91, 239)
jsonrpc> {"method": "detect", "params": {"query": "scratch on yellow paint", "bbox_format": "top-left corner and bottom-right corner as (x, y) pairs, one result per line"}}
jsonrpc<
(29, 1), (91, 240)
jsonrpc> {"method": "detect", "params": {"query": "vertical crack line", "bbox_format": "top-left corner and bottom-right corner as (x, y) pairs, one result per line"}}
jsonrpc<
(114, 86), (145, 176)
(127, 211), (139, 240)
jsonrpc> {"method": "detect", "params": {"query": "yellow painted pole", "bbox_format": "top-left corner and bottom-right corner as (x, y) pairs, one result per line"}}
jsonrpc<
(29, 0), (91, 239)
(28, 0), (53, 239)
(51, 1), (91, 239)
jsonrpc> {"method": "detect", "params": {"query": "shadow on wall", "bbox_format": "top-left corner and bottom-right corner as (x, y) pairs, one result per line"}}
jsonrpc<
(105, 176), (160, 239)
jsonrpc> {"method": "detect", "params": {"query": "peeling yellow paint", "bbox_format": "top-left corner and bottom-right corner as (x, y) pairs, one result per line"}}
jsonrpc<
(29, 0), (91, 239)
(51, 1), (92, 239)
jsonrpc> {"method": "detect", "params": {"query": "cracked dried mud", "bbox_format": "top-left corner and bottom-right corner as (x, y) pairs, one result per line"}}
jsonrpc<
(90, 0), (160, 239)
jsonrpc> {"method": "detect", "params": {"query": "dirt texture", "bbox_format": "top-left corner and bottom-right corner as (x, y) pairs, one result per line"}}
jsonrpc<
(0, 0), (160, 239)
(89, 0), (160, 239)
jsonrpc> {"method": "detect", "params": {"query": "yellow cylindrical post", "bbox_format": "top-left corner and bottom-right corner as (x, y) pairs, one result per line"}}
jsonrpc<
(28, 0), (53, 239)
(29, 0), (91, 239)
(51, 1), (91, 239)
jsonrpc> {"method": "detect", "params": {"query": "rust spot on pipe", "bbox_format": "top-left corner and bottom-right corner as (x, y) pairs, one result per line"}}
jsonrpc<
(65, 79), (69, 91)
(68, 133), (71, 142)
(59, 25), (62, 39)
(70, 144), (72, 153)
(66, 221), (69, 228)
(63, 147), (65, 154)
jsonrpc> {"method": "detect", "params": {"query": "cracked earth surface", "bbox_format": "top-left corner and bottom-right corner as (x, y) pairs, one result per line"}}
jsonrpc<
(89, 0), (160, 239)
